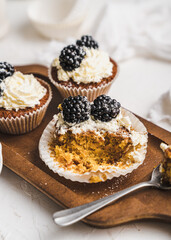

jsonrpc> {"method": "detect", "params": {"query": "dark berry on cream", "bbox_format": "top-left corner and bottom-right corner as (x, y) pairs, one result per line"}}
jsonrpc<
(0, 62), (14, 82)
(61, 95), (91, 123)
(59, 45), (86, 72)
(0, 88), (4, 97)
(91, 95), (121, 122)
(76, 35), (99, 49)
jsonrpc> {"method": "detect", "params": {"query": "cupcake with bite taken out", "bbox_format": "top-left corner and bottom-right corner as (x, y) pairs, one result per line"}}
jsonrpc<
(0, 62), (52, 134)
(39, 95), (148, 183)
(49, 35), (118, 101)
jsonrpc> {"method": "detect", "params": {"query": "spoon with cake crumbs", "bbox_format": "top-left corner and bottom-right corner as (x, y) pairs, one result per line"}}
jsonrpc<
(53, 165), (171, 227)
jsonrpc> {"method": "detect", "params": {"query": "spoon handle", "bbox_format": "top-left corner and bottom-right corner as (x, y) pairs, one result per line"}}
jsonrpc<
(53, 181), (153, 226)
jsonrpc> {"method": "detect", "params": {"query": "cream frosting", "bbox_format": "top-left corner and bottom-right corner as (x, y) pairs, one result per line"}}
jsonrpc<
(0, 71), (47, 111)
(160, 142), (168, 152)
(52, 47), (113, 84)
(54, 109), (147, 147)
(130, 131), (147, 146)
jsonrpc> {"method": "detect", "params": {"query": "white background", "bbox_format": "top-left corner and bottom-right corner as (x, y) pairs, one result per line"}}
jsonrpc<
(0, 0), (171, 239)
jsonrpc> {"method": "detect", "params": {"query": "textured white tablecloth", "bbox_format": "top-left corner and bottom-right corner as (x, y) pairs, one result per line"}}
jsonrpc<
(0, 1), (171, 239)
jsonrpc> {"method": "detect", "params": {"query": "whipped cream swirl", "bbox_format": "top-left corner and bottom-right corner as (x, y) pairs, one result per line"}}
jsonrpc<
(52, 47), (113, 84)
(0, 71), (47, 111)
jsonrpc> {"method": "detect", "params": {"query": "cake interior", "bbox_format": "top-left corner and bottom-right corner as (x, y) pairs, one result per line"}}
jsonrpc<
(50, 129), (136, 175)
(161, 146), (171, 184)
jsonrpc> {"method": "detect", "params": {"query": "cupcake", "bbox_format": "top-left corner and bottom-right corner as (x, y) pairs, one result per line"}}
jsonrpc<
(49, 35), (118, 101)
(0, 62), (52, 134)
(39, 95), (148, 183)
(160, 143), (171, 184)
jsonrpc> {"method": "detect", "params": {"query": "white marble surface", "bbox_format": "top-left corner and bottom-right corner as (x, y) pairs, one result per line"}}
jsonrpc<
(0, 0), (171, 239)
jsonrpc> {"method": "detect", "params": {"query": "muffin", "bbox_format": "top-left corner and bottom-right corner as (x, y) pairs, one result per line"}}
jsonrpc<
(160, 143), (171, 184)
(49, 35), (118, 101)
(39, 95), (148, 183)
(0, 62), (52, 134)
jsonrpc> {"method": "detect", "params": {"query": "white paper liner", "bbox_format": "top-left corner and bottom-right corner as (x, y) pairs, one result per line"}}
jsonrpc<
(0, 79), (52, 135)
(39, 109), (148, 183)
(48, 64), (119, 102)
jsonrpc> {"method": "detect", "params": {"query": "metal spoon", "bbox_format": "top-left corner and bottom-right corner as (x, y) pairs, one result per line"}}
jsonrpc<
(53, 164), (171, 227)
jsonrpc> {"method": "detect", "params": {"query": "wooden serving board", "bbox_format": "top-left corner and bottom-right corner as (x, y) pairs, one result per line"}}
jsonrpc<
(1, 65), (171, 228)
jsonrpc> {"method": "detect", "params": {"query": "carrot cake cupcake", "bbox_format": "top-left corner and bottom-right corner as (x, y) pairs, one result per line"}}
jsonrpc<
(160, 143), (171, 184)
(0, 62), (52, 134)
(49, 35), (118, 101)
(39, 95), (148, 183)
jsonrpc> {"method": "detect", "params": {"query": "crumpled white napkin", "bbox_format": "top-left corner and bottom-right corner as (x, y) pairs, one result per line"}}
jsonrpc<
(93, 0), (171, 62)
(148, 88), (171, 132)
(37, 0), (171, 65)
(37, 40), (68, 67)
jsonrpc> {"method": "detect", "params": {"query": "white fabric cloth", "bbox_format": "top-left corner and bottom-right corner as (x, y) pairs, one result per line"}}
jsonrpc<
(0, 0), (9, 38)
(37, 0), (171, 65)
(93, 0), (171, 62)
(148, 88), (171, 132)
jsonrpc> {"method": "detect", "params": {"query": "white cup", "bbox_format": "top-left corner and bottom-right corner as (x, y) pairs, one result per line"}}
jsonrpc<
(0, 0), (9, 38)
(27, 0), (90, 40)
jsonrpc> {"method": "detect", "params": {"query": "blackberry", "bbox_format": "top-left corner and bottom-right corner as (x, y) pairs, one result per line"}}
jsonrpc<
(91, 95), (121, 122)
(59, 45), (86, 72)
(76, 35), (99, 49)
(0, 62), (14, 82)
(0, 88), (3, 97)
(61, 95), (91, 124)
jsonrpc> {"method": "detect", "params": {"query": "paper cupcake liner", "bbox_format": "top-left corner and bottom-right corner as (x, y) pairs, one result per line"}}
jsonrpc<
(39, 109), (148, 183)
(0, 79), (52, 135)
(48, 65), (119, 101)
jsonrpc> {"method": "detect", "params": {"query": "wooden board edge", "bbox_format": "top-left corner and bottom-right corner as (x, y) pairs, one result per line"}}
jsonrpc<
(83, 214), (171, 228)
(15, 64), (48, 77)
